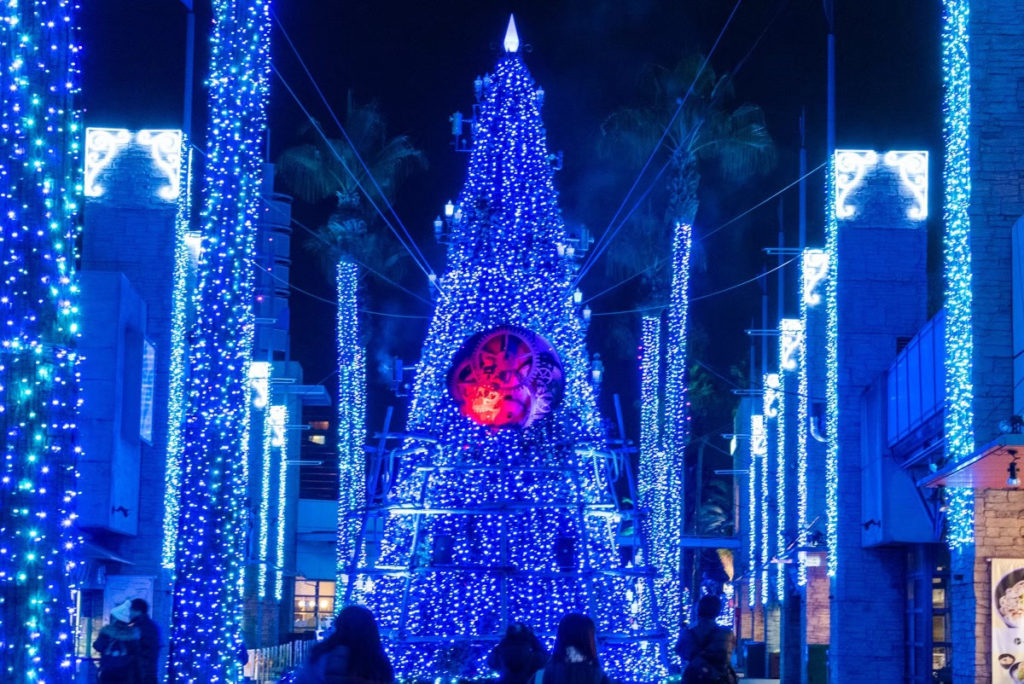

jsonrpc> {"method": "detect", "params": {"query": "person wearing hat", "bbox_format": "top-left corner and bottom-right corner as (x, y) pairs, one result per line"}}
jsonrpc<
(93, 599), (143, 684)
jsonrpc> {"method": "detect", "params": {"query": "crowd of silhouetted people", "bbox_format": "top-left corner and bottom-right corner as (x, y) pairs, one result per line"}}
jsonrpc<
(91, 594), (735, 683)
(288, 594), (736, 684)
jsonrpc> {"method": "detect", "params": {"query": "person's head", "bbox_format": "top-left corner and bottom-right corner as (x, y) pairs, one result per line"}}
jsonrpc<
(312, 605), (393, 682)
(551, 613), (599, 665)
(130, 598), (149, 620)
(504, 622), (536, 644)
(110, 600), (132, 625)
(697, 595), (722, 620)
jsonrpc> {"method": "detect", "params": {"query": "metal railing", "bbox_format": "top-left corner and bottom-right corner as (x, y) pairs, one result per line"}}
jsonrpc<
(244, 640), (313, 683)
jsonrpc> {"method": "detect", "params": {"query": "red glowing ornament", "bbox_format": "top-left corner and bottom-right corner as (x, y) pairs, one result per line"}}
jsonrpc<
(447, 326), (565, 429)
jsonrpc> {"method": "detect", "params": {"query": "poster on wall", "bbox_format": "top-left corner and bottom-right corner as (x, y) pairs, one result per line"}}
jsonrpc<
(992, 559), (1024, 683)
(103, 575), (154, 624)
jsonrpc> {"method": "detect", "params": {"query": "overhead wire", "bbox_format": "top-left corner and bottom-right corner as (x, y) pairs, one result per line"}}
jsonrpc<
(701, 162), (826, 241)
(271, 12), (437, 280)
(250, 259), (430, 318)
(286, 212), (434, 307)
(691, 255), (796, 302)
(580, 0), (745, 279)
(574, 0), (792, 289)
(590, 253), (796, 316)
(271, 64), (440, 292)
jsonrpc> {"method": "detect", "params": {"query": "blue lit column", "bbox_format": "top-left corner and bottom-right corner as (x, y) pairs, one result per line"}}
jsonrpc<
(0, 2), (81, 681)
(336, 259), (366, 585)
(167, 0), (272, 680)
(663, 222), (692, 651)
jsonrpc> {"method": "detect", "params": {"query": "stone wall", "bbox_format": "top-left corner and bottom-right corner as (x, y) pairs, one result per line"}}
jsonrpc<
(830, 152), (930, 682)
(967, 489), (1024, 682)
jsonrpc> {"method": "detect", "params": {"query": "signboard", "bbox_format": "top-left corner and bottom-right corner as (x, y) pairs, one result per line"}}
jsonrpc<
(140, 339), (156, 444)
(992, 559), (1024, 682)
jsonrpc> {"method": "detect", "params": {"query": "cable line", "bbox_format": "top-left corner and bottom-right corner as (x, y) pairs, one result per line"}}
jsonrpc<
(272, 65), (440, 293)
(591, 254), (795, 316)
(272, 12), (437, 283)
(701, 162), (825, 241)
(286, 212), (434, 306)
(579, 0), (744, 279)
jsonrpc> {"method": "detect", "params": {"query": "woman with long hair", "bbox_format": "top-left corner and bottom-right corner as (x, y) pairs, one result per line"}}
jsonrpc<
(487, 622), (548, 684)
(296, 605), (394, 684)
(532, 614), (610, 684)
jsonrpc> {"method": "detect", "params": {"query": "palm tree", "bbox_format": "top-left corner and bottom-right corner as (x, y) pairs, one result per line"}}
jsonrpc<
(599, 54), (775, 299)
(275, 92), (427, 277)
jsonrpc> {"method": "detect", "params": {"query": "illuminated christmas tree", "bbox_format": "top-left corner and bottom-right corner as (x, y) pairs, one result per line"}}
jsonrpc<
(348, 18), (669, 681)
(0, 2), (81, 681)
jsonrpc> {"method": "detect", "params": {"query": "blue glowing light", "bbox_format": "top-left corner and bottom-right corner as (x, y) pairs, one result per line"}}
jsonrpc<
(167, 0), (273, 679)
(347, 45), (668, 681)
(941, 0), (974, 551)
(0, 2), (82, 680)
(336, 259), (366, 584)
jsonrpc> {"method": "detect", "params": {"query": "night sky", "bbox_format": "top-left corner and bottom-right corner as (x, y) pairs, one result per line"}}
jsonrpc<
(81, 1), (942, 458)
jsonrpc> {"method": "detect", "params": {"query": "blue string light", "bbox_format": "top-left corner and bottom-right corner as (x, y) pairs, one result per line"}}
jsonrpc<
(167, 0), (272, 679)
(0, 2), (82, 680)
(637, 315), (675, 645)
(825, 155), (840, 578)
(751, 414), (769, 605)
(796, 250), (827, 586)
(941, 0), (975, 552)
(776, 319), (802, 601)
(348, 42), (668, 682)
(271, 403), (288, 601)
(336, 259), (366, 584)
(162, 142), (194, 570)
(747, 412), (758, 608)
(662, 221), (692, 648)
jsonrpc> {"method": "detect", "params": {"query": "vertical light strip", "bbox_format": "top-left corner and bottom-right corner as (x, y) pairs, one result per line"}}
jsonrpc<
(941, 0), (975, 551)
(747, 422), (758, 608)
(663, 221), (692, 649)
(162, 141), (193, 569)
(796, 250), (826, 586)
(0, 1), (82, 679)
(167, 0), (272, 678)
(752, 414), (769, 605)
(776, 319), (802, 601)
(638, 315), (671, 630)
(336, 260), (366, 586)
(825, 154), (841, 578)
(775, 359), (787, 602)
(252, 362), (272, 599)
(272, 404), (288, 601)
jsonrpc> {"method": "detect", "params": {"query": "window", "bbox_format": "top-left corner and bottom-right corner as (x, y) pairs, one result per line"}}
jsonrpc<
(139, 339), (156, 443)
(293, 578), (336, 634)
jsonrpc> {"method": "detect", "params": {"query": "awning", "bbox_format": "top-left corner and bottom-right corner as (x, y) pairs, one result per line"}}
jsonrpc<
(918, 434), (1024, 488)
(80, 541), (135, 565)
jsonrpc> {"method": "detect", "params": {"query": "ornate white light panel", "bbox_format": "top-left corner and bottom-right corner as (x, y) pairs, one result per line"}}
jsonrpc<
(84, 128), (132, 197)
(84, 127), (183, 201)
(779, 318), (804, 372)
(751, 414), (768, 456)
(802, 249), (830, 307)
(763, 373), (781, 419)
(834, 149), (879, 219)
(883, 150), (928, 220)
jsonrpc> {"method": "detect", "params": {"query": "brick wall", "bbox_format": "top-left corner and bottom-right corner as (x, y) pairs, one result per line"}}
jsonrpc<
(805, 561), (830, 645)
(967, 490), (1024, 682)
